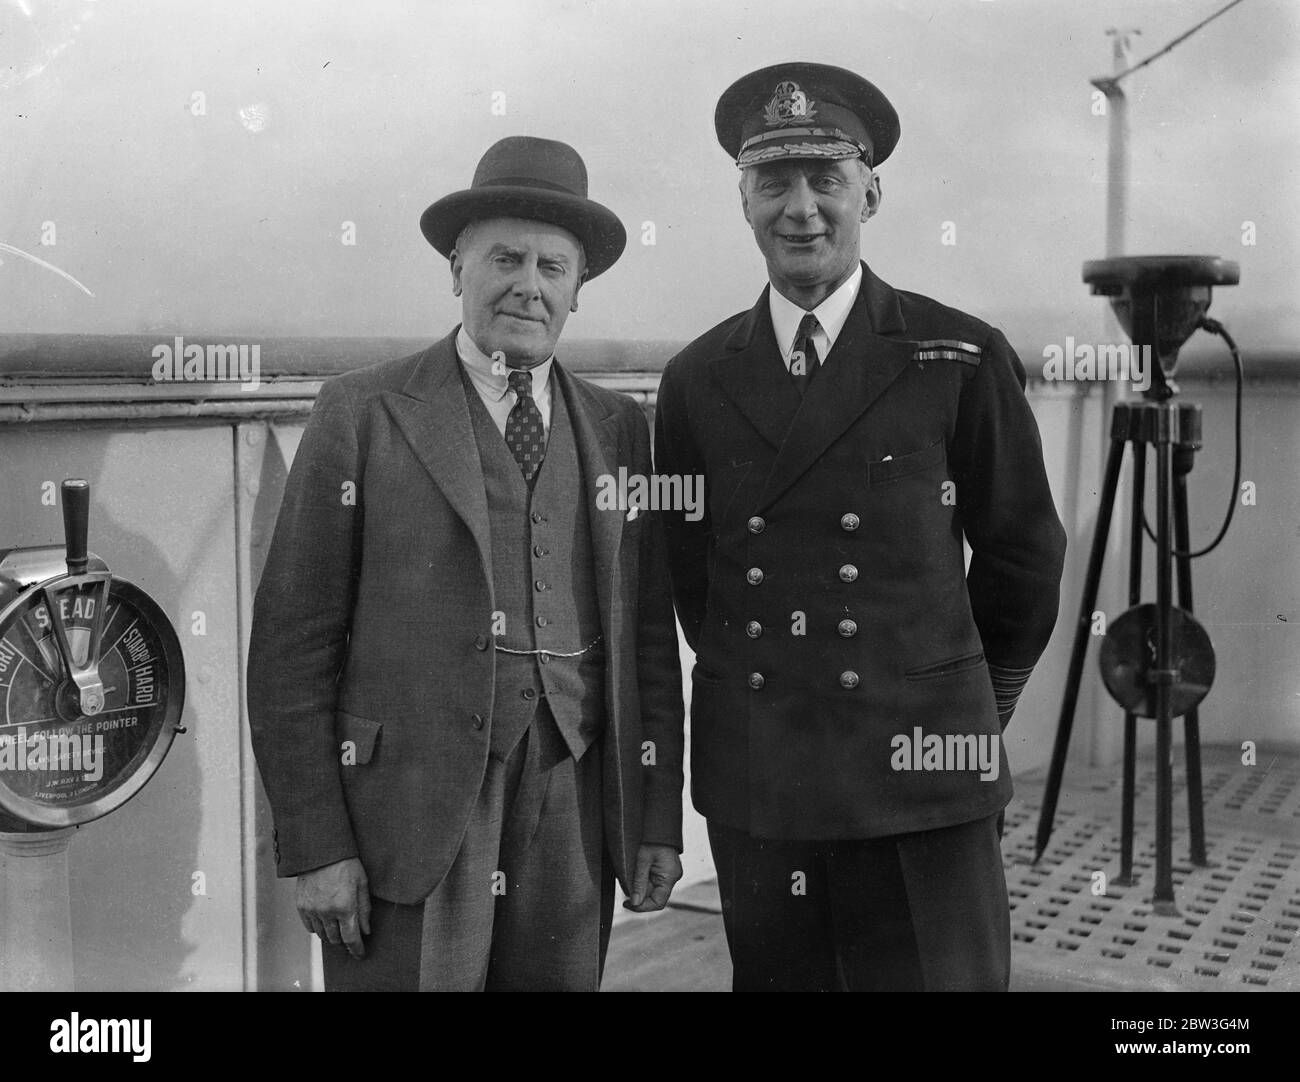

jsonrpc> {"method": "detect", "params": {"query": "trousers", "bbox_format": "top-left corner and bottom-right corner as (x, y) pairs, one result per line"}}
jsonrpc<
(708, 813), (1010, 992)
(322, 701), (613, 991)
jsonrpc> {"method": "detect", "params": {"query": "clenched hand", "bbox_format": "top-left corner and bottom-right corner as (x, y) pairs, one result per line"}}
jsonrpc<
(297, 857), (372, 959)
(623, 843), (683, 912)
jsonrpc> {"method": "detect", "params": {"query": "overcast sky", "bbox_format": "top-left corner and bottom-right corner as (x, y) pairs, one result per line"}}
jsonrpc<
(2, 0), (1297, 352)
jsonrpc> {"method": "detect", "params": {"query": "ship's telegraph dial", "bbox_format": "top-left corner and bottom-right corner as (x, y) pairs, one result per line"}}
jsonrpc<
(0, 480), (186, 829)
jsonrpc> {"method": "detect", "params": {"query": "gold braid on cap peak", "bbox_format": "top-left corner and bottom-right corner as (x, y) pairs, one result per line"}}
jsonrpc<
(736, 138), (865, 168)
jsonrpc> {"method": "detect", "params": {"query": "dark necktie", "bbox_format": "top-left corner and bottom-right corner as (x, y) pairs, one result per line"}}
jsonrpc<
(505, 368), (546, 485)
(790, 312), (822, 396)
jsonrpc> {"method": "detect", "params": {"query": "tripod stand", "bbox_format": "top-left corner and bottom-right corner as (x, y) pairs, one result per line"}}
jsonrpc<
(1032, 255), (1240, 916)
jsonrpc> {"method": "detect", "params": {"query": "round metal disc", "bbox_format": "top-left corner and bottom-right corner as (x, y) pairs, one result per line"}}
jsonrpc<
(1099, 603), (1215, 719)
(1083, 255), (1241, 291)
(0, 575), (186, 827)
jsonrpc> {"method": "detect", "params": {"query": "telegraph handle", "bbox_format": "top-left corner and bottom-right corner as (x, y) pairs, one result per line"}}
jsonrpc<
(62, 479), (90, 576)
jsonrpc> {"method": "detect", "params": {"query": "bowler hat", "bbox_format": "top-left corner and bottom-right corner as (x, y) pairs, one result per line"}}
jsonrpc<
(420, 136), (627, 278)
(715, 62), (900, 168)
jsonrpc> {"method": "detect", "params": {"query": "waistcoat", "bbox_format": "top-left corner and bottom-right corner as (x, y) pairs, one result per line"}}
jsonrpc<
(461, 365), (606, 760)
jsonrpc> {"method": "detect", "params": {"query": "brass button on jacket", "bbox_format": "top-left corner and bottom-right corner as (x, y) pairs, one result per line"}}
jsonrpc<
(838, 564), (858, 583)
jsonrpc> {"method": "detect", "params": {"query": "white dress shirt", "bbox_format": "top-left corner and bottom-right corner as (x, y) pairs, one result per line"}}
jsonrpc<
(768, 262), (864, 371)
(456, 326), (554, 437)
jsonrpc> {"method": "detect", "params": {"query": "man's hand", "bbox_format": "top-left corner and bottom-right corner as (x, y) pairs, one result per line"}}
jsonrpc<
(296, 857), (371, 959)
(623, 843), (683, 912)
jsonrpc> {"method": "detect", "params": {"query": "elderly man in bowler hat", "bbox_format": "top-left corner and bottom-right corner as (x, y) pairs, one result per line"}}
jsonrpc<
(249, 136), (685, 991)
(655, 63), (1067, 991)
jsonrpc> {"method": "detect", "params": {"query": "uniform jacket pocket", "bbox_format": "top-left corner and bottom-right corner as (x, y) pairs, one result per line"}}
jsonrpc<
(867, 438), (947, 485)
(905, 649), (986, 680)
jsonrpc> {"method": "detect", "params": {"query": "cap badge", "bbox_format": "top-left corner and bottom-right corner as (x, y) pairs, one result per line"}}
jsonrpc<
(763, 81), (817, 127)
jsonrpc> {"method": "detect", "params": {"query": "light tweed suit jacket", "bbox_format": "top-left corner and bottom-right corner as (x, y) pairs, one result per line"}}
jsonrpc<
(248, 329), (684, 904)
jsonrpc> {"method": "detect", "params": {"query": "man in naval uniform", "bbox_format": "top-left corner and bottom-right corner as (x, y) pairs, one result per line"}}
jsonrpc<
(249, 136), (684, 991)
(654, 63), (1067, 991)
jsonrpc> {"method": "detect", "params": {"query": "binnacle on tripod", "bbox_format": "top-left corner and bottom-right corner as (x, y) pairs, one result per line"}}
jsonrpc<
(1033, 255), (1243, 916)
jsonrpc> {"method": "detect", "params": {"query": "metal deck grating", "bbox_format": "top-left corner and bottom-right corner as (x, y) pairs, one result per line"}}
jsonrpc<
(1007, 745), (1300, 991)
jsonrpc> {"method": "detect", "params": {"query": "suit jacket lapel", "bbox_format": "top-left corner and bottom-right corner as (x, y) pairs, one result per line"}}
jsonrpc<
(380, 330), (493, 578)
(553, 362), (623, 623)
(706, 286), (803, 450)
(758, 263), (914, 512)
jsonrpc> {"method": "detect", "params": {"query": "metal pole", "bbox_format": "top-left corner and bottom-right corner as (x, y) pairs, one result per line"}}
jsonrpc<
(1173, 455), (1209, 866)
(1118, 440), (1146, 886)
(1099, 28), (1137, 260)
(0, 829), (77, 991)
(1153, 427), (1178, 914)
(1034, 431), (1127, 863)
(1089, 31), (1140, 774)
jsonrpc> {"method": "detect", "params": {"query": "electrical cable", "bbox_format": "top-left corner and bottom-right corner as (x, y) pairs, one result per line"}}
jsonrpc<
(1140, 317), (1243, 558)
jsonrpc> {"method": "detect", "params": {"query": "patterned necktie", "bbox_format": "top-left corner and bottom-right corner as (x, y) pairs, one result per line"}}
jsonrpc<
(505, 368), (546, 485)
(790, 312), (822, 396)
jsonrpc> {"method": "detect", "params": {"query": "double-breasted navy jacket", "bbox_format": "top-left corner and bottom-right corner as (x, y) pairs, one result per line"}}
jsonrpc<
(654, 263), (1067, 839)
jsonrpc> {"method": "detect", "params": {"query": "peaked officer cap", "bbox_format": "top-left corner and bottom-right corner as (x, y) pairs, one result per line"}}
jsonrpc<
(715, 62), (900, 168)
